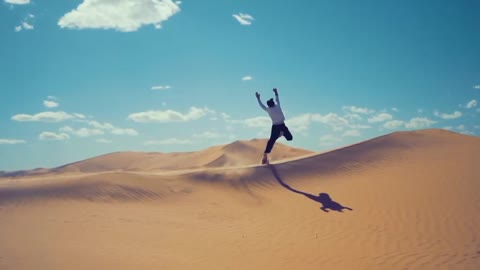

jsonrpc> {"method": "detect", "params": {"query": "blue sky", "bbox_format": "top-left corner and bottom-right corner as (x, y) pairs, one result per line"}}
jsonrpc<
(1, 0), (479, 171)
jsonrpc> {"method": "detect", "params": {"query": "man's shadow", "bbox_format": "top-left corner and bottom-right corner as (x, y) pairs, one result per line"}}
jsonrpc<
(268, 165), (353, 213)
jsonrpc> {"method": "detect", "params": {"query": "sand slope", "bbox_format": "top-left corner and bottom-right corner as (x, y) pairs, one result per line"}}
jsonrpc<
(0, 129), (479, 270)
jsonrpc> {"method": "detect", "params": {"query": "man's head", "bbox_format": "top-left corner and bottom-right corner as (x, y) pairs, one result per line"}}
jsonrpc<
(267, 98), (275, 108)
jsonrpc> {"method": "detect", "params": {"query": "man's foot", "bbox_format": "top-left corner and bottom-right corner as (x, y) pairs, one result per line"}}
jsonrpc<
(261, 154), (269, 165)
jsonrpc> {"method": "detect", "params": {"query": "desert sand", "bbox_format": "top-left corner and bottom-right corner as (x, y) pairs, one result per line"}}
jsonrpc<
(0, 129), (479, 270)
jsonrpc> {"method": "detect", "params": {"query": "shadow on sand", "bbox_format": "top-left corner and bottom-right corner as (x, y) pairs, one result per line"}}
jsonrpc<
(268, 164), (353, 213)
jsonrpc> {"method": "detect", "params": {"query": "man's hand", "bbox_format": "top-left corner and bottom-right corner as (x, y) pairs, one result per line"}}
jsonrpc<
(255, 92), (260, 99)
(273, 88), (278, 95)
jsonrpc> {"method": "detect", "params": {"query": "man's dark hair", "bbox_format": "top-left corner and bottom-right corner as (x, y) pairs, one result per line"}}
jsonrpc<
(267, 98), (275, 108)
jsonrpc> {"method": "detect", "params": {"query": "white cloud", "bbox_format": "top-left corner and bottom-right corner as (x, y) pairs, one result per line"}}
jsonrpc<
(434, 110), (462, 120)
(256, 130), (269, 138)
(60, 126), (104, 137)
(442, 126), (474, 135)
(405, 117), (436, 129)
(14, 13), (35, 32)
(466, 99), (477, 109)
(311, 113), (349, 129)
(59, 126), (74, 133)
(342, 106), (374, 114)
(232, 13), (254, 25)
(111, 128), (138, 136)
(391, 107), (398, 112)
(0, 139), (26, 144)
(83, 121), (138, 135)
(194, 131), (224, 139)
(240, 113), (364, 132)
(43, 100), (59, 108)
(286, 114), (312, 133)
(58, 0), (181, 32)
(450, 125), (475, 135)
(240, 112), (366, 133)
(39, 132), (70, 141)
(175, 1), (181, 5)
(240, 112), (350, 133)
(242, 76), (253, 81)
(151, 85), (171, 90)
(96, 138), (112, 144)
(221, 112), (231, 120)
(74, 128), (104, 137)
(64, 120), (138, 136)
(474, 85), (480, 89)
(342, 130), (361, 137)
(319, 134), (342, 146)
(73, 113), (86, 119)
(352, 124), (371, 129)
(145, 138), (192, 145)
(384, 120), (404, 129)
(383, 117), (436, 130)
(128, 107), (213, 123)
(241, 112), (359, 133)
(368, 113), (393, 123)
(4, 0), (30, 4)
(242, 116), (271, 128)
(12, 111), (74, 122)
(22, 21), (33, 30)
(86, 120), (114, 129)
(343, 113), (362, 122)
(460, 130), (475, 136)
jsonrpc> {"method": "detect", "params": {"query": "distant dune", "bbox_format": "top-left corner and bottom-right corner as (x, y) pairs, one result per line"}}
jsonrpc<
(1, 129), (479, 270)
(0, 139), (313, 177)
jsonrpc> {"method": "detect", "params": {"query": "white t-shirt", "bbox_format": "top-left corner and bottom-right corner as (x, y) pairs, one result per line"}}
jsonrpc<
(257, 95), (286, 125)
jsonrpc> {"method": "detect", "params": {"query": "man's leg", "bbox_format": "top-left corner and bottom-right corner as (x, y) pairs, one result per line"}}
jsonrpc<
(282, 125), (293, 141)
(263, 125), (281, 164)
(265, 125), (281, 153)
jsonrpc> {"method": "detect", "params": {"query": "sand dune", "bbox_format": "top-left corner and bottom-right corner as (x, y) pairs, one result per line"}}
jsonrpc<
(0, 139), (312, 177)
(0, 129), (479, 270)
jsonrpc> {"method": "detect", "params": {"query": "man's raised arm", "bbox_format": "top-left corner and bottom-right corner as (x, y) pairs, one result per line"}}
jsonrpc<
(256, 92), (267, 111)
(273, 88), (280, 106)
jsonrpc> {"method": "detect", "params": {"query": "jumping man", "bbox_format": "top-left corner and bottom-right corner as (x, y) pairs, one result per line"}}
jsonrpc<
(255, 88), (293, 164)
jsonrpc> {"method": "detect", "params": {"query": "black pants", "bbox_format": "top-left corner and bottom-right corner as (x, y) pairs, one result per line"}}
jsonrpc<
(265, 123), (293, 154)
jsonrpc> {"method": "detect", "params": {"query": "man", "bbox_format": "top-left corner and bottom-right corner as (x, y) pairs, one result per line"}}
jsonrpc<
(255, 88), (293, 164)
